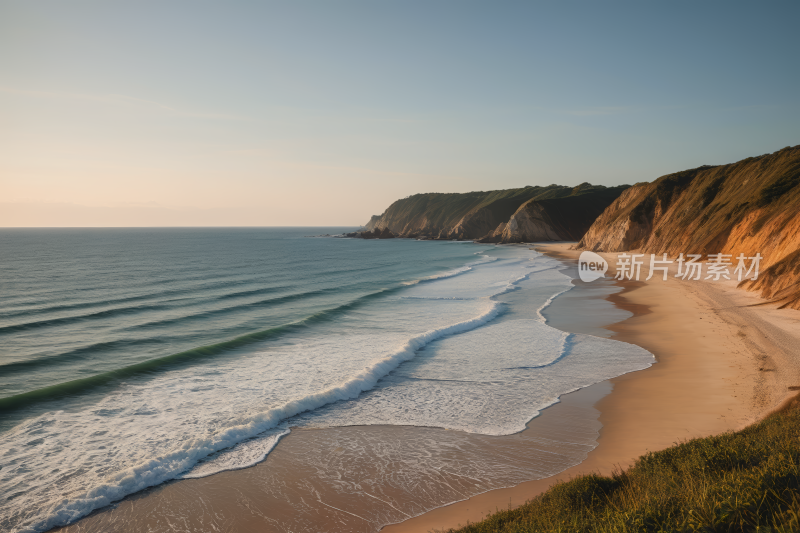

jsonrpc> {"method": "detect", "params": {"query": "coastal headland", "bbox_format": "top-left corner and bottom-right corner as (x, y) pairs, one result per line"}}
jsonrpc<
(46, 146), (800, 532)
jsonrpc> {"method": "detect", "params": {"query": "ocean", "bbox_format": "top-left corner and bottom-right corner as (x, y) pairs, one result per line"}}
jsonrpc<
(0, 228), (654, 532)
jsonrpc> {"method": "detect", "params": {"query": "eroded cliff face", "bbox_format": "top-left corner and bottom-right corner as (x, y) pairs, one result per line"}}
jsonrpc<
(740, 250), (800, 309)
(363, 215), (382, 231)
(369, 186), (572, 240)
(578, 145), (800, 309)
(496, 202), (563, 242)
(446, 206), (508, 240)
(368, 184), (629, 242)
(484, 184), (631, 243)
(578, 185), (659, 251)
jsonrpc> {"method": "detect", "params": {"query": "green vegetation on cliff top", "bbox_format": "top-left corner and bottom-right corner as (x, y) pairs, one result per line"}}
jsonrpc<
(447, 400), (800, 533)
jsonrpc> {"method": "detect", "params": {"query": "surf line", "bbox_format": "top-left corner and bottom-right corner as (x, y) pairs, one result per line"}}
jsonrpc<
(25, 256), (547, 533)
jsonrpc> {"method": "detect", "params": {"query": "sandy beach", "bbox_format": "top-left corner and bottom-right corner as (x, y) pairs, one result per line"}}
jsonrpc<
(6, 5), (799, 532)
(384, 242), (800, 532)
(51, 243), (800, 533)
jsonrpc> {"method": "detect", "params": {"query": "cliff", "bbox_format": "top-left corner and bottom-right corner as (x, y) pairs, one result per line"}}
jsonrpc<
(363, 215), (382, 231)
(578, 145), (800, 309)
(366, 184), (629, 242)
(484, 184), (630, 243)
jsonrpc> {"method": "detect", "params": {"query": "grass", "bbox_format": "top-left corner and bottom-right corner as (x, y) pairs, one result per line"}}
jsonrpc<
(446, 401), (800, 533)
(757, 169), (800, 207)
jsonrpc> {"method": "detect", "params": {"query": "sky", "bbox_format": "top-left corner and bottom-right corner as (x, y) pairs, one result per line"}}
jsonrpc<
(1, 1), (799, 227)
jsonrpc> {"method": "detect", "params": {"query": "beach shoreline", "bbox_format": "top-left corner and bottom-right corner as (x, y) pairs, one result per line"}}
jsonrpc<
(47, 244), (635, 533)
(381, 242), (797, 532)
(47, 242), (799, 533)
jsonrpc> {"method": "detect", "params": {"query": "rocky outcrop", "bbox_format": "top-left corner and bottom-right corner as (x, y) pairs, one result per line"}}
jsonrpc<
(346, 228), (396, 239)
(578, 145), (800, 309)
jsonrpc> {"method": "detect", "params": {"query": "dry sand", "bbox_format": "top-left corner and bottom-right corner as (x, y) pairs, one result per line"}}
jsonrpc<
(383, 242), (800, 532)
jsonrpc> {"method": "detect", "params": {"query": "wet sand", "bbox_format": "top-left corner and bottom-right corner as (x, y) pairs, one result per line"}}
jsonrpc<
(55, 385), (615, 533)
(55, 246), (628, 532)
(384, 243), (799, 532)
(54, 243), (799, 533)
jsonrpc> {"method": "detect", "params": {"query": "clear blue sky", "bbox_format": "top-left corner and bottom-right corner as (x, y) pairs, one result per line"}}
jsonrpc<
(1, 1), (798, 226)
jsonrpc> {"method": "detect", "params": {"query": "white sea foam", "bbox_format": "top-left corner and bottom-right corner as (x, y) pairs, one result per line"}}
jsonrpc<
(294, 320), (653, 436)
(400, 296), (475, 300)
(181, 429), (291, 479)
(399, 255), (497, 286)
(6, 254), (530, 532)
(2, 247), (655, 533)
(422, 255), (498, 281)
(536, 283), (575, 322)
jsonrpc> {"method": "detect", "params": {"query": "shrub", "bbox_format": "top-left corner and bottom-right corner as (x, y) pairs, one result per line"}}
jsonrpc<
(758, 169), (800, 207)
(447, 404), (800, 533)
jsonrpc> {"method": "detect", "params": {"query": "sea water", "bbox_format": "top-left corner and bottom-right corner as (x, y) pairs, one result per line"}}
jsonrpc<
(0, 228), (653, 532)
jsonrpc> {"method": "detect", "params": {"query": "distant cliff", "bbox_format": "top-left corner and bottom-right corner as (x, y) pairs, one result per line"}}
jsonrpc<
(480, 184), (630, 243)
(364, 184), (629, 242)
(578, 145), (800, 309)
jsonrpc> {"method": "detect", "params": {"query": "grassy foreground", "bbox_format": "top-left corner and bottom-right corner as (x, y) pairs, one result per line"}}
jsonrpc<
(447, 400), (800, 533)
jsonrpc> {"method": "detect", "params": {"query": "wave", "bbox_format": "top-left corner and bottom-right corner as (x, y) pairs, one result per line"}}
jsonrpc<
(121, 286), (352, 332)
(0, 284), (359, 337)
(180, 429), (292, 480)
(0, 278), (290, 322)
(0, 269), (269, 315)
(214, 284), (293, 301)
(0, 303), (170, 336)
(534, 265), (574, 322)
(400, 296), (475, 301)
(144, 266), (550, 482)
(0, 337), (172, 375)
(2, 257), (394, 319)
(21, 297), (506, 532)
(1, 265), (389, 334)
(421, 256), (498, 282)
(8, 250), (566, 531)
(397, 255), (496, 286)
(503, 332), (576, 370)
(535, 284), (574, 323)
(0, 287), (405, 413)
(492, 268), (536, 298)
